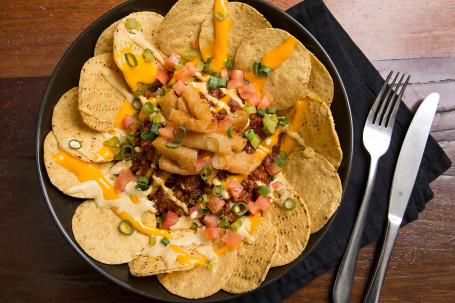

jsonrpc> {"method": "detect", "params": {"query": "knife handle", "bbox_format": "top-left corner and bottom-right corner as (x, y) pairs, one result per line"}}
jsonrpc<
(333, 157), (379, 303)
(363, 219), (400, 303)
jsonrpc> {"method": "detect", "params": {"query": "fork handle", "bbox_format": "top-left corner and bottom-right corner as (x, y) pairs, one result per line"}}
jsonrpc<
(363, 220), (400, 303)
(333, 156), (379, 303)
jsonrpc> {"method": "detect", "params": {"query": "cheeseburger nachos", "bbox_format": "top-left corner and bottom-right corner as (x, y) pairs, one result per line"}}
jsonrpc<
(44, 0), (342, 298)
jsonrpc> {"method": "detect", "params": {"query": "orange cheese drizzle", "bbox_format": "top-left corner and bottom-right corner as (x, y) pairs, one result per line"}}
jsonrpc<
(53, 151), (170, 238)
(201, 0), (230, 73)
(244, 36), (298, 96)
(280, 99), (309, 154)
(113, 101), (137, 129)
(114, 47), (157, 91)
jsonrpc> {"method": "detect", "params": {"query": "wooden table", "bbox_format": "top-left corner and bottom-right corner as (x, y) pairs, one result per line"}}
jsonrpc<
(0, 0), (453, 302)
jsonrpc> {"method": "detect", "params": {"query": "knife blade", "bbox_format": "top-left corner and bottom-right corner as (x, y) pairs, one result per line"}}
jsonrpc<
(363, 92), (440, 303)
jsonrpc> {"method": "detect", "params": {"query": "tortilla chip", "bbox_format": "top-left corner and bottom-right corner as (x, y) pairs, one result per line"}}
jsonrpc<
(301, 52), (334, 106)
(222, 218), (279, 294)
(199, 2), (271, 60)
(263, 185), (311, 267)
(283, 151), (342, 233)
(129, 230), (203, 277)
(51, 87), (112, 163)
(43, 131), (113, 199)
(157, 241), (237, 299)
(113, 12), (165, 67)
(298, 97), (342, 168)
(72, 200), (149, 264)
(94, 21), (119, 56)
(234, 28), (311, 110)
(157, 0), (215, 55)
(78, 53), (126, 132)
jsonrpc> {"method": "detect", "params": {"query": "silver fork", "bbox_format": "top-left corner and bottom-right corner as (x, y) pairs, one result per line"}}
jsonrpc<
(332, 71), (411, 303)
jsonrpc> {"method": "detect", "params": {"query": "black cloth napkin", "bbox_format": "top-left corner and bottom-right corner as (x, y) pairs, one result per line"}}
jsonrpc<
(230, 0), (452, 302)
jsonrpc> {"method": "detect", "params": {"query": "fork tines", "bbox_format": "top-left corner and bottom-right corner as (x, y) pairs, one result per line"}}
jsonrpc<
(370, 71), (411, 128)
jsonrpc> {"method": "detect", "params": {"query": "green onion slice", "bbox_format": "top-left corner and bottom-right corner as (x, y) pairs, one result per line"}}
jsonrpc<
(140, 130), (155, 141)
(243, 105), (257, 115)
(165, 139), (182, 149)
(278, 117), (290, 126)
(208, 75), (218, 90)
(218, 216), (230, 228)
(225, 58), (233, 69)
(121, 144), (134, 160)
(203, 64), (213, 75)
(127, 122), (144, 137)
(199, 164), (213, 180)
(135, 176), (150, 191)
(205, 137), (220, 153)
(258, 66), (272, 77)
(191, 222), (199, 230)
(132, 98), (142, 110)
(206, 56), (214, 64)
(270, 175), (276, 182)
(258, 185), (271, 196)
(229, 219), (242, 232)
(143, 48), (154, 62)
(149, 236), (157, 246)
(266, 108), (276, 114)
(214, 9), (227, 20)
(118, 219), (135, 236)
(124, 52), (138, 67)
(217, 77), (227, 88)
(227, 126), (235, 139)
(195, 60), (205, 71)
(161, 237), (170, 246)
(125, 18), (141, 30)
(232, 202), (248, 216)
(173, 126), (186, 140)
(278, 150), (288, 160)
(250, 134), (261, 149)
(144, 102), (155, 114)
(150, 123), (162, 135)
(68, 139), (82, 150)
(212, 185), (225, 197)
(257, 108), (266, 116)
(189, 194), (204, 205)
(253, 61), (261, 76)
(198, 207), (210, 216)
(284, 198), (297, 210)
(244, 129), (256, 141)
(274, 153), (287, 167)
(181, 49), (198, 61)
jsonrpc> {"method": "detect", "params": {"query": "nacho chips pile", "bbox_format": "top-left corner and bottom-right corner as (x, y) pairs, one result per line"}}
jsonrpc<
(43, 0), (342, 298)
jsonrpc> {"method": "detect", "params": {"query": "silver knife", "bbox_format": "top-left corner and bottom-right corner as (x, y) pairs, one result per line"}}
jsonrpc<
(363, 92), (440, 303)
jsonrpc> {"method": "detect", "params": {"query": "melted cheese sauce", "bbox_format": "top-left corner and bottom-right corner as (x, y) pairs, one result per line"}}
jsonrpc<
(253, 126), (282, 166)
(114, 46), (157, 91)
(113, 101), (137, 129)
(280, 99), (308, 154)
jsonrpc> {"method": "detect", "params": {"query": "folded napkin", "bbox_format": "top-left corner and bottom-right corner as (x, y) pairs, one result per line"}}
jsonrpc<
(231, 0), (452, 302)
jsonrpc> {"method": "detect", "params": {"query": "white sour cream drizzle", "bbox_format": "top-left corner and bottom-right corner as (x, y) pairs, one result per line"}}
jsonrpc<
(236, 217), (255, 244)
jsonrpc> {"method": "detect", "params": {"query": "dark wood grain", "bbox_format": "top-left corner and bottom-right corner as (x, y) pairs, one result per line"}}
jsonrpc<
(0, 0), (453, 302)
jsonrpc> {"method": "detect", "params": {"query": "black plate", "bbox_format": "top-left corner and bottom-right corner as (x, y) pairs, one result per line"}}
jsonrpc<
(36, 0), (353, 301)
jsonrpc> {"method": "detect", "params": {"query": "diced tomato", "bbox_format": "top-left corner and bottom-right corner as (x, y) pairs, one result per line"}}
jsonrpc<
(255, 195), (271, 211)
(227, 180), (244, 198)
(257, 95), (271, 109)
(247, 94), (261, 106)
(159, 125), (175, 139)
(271, 181), (283, 190)
(114, 169), (133, 193)
(203, 214), (218, 228)
(227, 79), (244, 90)
(208, 196), (225, 214)
(156, 68), (170, 85)
(176, 62), (197, 83)
(238, 83), (257, 99)
(221, 67), (229, 80)
(205, 227), (221, 239)
(191, 39), (199, 49)
(247, 201), (261, 215)
(221, 229), (242, 248)
(266, 162), (282, 175)
(172, 80), (186, 96)
(195, 150), (213, 171)
(165, 52), (181, 69)
(231, 70), (244, 81)
(218, 118), (232, 133)
(189, 205), (202, 219)
(121, 114), (138, 131)
(162, 211), (179, 230)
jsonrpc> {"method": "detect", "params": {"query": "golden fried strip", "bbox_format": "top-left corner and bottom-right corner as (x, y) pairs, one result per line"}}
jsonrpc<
(159, 90), (179, 119)
(228, 110), (248, 129)
(168, 110), (217, 133)
(181, 132), (246, 154)
(152, 137), (197, 171)
(177, 97), (190, 114)
(212, 152), (258, 175)
(159, 156), (198, 175)
(183, 85), (212, 121)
